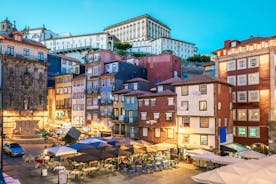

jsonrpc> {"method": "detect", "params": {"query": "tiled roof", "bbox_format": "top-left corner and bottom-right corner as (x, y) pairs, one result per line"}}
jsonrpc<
(112, 89), (131, 94)
(173, 74), (231, 86)
(124, 90), (151, 96)
(139, 89), (176, 98)
(104, 14), (170, 31)
(156, 77), (183, 85)
(73, 73), (85, 80)
(0, 32), (47, 48)
(213, 35), (276, 53)
(51, 53), (81, 63)
(125, 77), (149, 83)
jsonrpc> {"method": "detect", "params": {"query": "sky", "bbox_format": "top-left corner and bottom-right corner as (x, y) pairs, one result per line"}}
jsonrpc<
(1, 0), (275, 54)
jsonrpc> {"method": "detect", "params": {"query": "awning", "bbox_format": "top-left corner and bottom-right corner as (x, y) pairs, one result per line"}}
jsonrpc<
(239, 150), (266, 159)
(220, 143), (248, 153)
(45, 146), (77, 156)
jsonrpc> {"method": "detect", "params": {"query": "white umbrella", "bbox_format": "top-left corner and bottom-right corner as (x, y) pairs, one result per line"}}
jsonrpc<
(211, 156), (244, 165)
(191, 153), (217, 161)
(240, 150), (266, 159)
(187, 149), (213, 155)
(79, 137), (106, 144)
(45, 146), (77, 156)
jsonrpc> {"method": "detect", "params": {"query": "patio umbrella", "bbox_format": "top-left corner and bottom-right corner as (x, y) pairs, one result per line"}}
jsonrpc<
(136, 140), (152, 147)
(79, 137), (106, 144)
(68, 143), (95, 151)
(187, 149), (213, 155)
(79, 147), (101, 154)
(45, 146), (77, 156)
(239, 150), (266, 159)
(70, 154), (99, 162)
(145, 146), (158, 153)
(133, 147), (146, 154)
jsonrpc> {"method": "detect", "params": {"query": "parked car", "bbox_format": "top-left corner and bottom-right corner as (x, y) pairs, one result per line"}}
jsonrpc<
(3, 143), (25, 157)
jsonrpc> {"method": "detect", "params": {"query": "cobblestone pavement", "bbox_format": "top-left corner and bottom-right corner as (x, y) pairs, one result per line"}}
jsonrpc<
(3, 144), (202, 184)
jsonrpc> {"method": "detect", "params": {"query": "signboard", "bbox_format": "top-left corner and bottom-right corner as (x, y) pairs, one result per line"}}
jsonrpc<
(220, 126), (227, 143)
(58, 170), (67, 184)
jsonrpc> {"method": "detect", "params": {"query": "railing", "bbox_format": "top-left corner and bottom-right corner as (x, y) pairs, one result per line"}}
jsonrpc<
(1, 50), (47, 62)
(86, 88), (99, 94)
(124, 116), (138, 124)
(100, 99), (113, 104)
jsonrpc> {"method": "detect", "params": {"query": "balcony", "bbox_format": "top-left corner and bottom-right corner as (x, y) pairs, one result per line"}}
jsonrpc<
(100, 99), (113, 105)
(100, 112), (112, 117)
(86, 88), (99, 94)
(1, 50), (47, 62)
(124, 116), (138, 124)
(112, 115), (125, 121)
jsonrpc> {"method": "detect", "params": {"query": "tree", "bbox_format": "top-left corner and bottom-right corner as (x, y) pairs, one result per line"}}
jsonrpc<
(114, 42), (132, 50)
(187, 55), (211, 63)
(162, 50), (174, 54)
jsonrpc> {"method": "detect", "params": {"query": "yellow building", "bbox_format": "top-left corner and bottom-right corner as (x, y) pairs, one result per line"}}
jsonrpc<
(54, 74), (74, 126)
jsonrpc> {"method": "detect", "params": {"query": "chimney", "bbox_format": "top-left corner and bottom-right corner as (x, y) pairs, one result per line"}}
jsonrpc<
(224, 40), (232, 49)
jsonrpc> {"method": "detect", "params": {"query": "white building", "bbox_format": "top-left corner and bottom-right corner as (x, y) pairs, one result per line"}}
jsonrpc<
(174, 74), (233, 151)
(23, 27), (71, 42)
(104, 14), (170, 42)
(129, 37), (197, 59)
(72, 74), (86, 127)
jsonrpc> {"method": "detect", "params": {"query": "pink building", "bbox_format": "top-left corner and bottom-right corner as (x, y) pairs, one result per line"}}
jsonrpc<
(138, 53), (182, 83)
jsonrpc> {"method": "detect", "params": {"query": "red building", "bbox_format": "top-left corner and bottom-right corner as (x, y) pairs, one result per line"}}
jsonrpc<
(138, 53), (182, 83)
(213, 36), (276, 152)
(138, 90), (177, 144)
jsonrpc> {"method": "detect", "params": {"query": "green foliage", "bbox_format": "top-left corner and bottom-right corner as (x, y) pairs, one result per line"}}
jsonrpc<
(162, 50), (173, 54)
(187, 55), (211, 63)
(114, 42), (132, 50)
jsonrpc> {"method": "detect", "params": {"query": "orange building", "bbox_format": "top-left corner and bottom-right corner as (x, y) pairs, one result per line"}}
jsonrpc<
(213, 36), (276, 153)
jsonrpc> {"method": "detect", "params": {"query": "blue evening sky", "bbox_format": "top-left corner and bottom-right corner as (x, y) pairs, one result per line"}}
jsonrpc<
(1, 0), (275, 54)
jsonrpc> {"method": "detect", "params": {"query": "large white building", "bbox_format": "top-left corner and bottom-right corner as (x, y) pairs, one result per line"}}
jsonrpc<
(174, 74), (233, 151)
(104, 14), (170, 42)
(129, 37), (197, 59)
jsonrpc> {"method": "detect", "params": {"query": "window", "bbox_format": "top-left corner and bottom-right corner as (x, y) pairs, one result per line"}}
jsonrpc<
(142, 128), (148, 137)
(237, 75), (247, 86)
(144, 99), (149, 106)
(237, 91), (247, 102)
(124, 84), (128, 89)
(227, 60), (236, 71)
(133, 83), (138, 90)
(181, 101), (189, 111)
(181, 86), (188, 96)
(153, 113), (160, 121)
(157, 85), (163, 92)
(180, 116), (190, 127)
(248, 109), (260, 121)
(166, 113), (173, 121)
(237, 59), (247, 70)
(199, 101), (207, 111)
(248, 72), (259, 85)
(126, 97), (130, 104)
(248, 57), (259, 68)
(200, 117), (209, 128)
(200, 135), (208, 145)
(232, 92), (236, 103)
(38, 52), (44, 61)
(218, 102), (221, 110)
(141, 112), (147, 120)
(130, 97), (135, 104)
(232, 109), (236, 121)
(248, 127), (259, 137)
(168, 98), (174, 105)
(168, 129), (174, 138)
(23, 49), (30, 56)
(199, 84), (207, 95)
(238, 127), (247, 137)
(248, 90), (259, 102)
(151, 98), (156, 106)
(233, 126), (236, 136)
(155, 128), (161, 138)
(7, 46), (14, 56)
(138, 99), (143, 107)
(237, 109), (247, 121)
(227, 76), (236, 86)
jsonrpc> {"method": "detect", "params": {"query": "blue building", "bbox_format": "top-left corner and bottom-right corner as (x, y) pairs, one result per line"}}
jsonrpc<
(99, 61), (147, 129)
(123, 90), (150, 139)
(47, 53), (84, 86)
